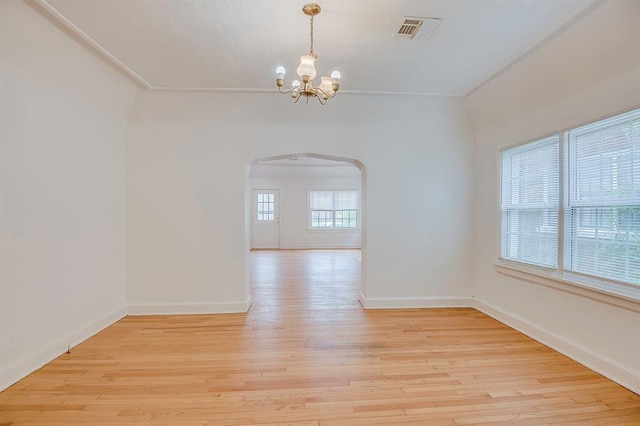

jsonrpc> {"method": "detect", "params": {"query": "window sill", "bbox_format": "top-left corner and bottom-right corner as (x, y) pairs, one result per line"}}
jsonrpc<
(495, 260), (640, 313)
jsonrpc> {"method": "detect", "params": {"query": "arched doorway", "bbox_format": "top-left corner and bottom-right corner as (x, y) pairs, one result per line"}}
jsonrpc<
(245, 153), (367, 308)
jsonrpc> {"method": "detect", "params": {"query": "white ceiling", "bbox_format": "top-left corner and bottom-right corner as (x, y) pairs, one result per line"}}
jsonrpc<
(38, 0), (593, 96)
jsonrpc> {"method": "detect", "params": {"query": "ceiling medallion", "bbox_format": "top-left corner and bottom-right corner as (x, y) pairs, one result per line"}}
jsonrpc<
(275, 3), (341, 105)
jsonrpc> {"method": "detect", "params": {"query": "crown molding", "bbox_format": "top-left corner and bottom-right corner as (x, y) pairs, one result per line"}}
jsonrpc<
(33, 0), (152, 89)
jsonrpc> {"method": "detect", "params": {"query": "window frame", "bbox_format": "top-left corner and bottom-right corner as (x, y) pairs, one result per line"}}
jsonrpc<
(308, 190), (359, 230)
(497, 107), (640, 307)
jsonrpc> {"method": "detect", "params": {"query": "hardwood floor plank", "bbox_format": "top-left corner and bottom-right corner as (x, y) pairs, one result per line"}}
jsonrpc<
(1, 250), (638, 424)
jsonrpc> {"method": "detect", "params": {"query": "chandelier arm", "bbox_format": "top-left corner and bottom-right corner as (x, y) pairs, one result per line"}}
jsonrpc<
(278, 86), (298, 95)
(315, 95), (326, 105)
(316, 87), (336, 99)
(293, 94), (303, 103)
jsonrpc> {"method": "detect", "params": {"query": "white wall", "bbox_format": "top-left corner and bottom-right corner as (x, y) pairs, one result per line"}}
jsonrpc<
(466, 0), (640, 393)
(250, 165), (361, 249)
(126, 92), (474, 312)
(0, 0), (137, 390)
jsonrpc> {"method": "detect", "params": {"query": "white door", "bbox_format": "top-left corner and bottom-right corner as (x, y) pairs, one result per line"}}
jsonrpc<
(252, 190), (280, 249)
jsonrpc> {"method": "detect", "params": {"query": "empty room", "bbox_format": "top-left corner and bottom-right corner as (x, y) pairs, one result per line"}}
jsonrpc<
(1, 0), (639, 424)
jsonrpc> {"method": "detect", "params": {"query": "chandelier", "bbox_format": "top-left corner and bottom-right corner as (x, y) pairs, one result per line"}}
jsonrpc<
(275, 3), (341, 105)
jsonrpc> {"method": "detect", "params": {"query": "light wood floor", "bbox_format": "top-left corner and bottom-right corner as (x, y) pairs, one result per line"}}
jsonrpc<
(1, 249), (639, 425)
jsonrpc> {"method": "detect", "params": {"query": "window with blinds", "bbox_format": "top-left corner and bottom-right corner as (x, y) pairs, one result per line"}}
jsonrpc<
(499, 107), (640, 289)
(309, 190), (358, 228)
(565, 109), (640, 284)
(501, 135), (559, 268)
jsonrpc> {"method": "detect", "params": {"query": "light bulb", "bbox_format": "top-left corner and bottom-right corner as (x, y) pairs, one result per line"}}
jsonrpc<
(292, 81), (301, 99)
(331, 71), (341, 82)
(275, 66), (286, 80)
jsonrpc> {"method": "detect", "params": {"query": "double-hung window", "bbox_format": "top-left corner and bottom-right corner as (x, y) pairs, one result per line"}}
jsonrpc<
(565, 110), (640, 283)
(501, 135), (559, 268)
(500, 108), (640, 293)
(309, 190), (358, 229)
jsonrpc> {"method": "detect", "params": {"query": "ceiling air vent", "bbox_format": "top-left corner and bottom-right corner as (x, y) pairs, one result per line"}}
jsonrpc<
(397, 18), (422, 39)
(394, 16), (442, 41)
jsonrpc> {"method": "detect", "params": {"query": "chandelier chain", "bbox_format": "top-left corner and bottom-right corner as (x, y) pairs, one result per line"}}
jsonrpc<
(310, 14), (314, 53)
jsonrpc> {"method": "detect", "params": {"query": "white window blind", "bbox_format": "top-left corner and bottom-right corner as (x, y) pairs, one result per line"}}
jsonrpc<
(565, 109), (640, 284)
(335, 190), (358, 210)
(310, 191), (334, 210)
(501, 135), (559, 268)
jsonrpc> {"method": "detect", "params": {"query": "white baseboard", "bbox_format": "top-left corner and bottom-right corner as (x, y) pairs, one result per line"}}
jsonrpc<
(5, 295), (635, 397)
(0, 306), (127, 392)
(127, 297), (252, 315)
(473, 298), (640, 395)
(359, 294), (472, 309)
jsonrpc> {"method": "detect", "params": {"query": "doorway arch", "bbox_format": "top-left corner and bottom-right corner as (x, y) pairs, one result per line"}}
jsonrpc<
(245, 153), (367, 307)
